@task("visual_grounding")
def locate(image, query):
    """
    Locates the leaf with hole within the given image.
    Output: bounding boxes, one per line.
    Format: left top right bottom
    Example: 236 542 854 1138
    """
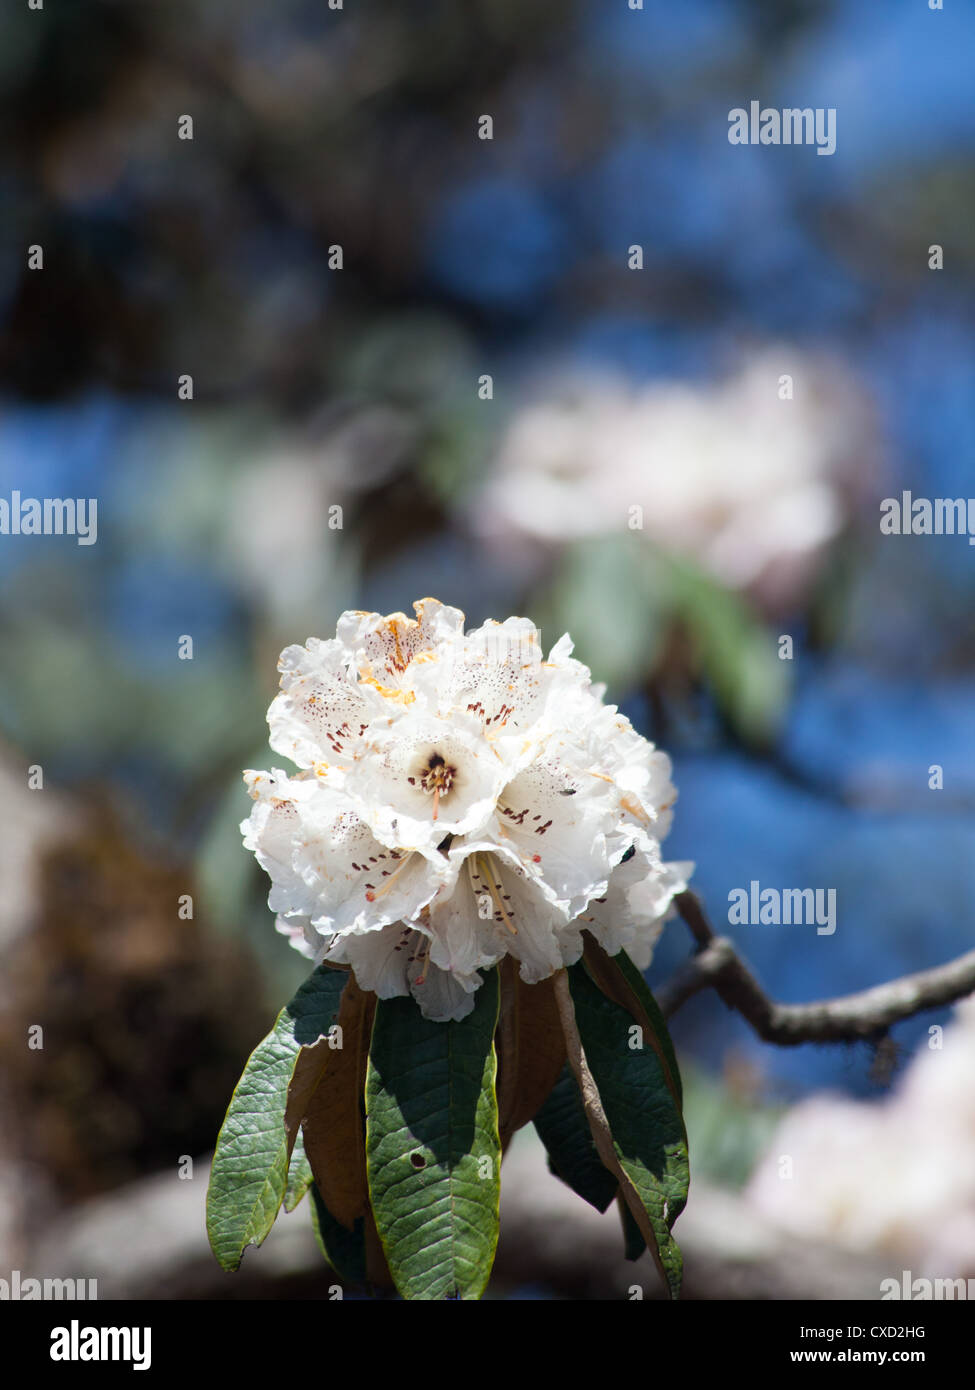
365 969 501 1300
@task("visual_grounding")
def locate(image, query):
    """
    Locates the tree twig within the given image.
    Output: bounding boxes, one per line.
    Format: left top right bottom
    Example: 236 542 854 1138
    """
657 891 975 1045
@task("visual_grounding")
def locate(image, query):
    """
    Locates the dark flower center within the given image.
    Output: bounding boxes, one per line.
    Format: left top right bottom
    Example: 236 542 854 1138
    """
419 752 456 797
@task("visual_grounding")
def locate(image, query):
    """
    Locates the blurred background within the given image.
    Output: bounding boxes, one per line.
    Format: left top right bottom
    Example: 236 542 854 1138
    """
1 0 974 1298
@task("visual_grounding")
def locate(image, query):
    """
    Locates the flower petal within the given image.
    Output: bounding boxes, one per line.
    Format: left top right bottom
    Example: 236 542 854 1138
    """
267 638 386 772
578 840 692 969
490 744 620 917
337 597 466 689
437 843 569 984
242 770 445 936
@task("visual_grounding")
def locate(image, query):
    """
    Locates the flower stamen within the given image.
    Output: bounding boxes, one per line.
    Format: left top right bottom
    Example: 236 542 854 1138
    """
364 851 413 902
478 852 518 936
419 752 456 822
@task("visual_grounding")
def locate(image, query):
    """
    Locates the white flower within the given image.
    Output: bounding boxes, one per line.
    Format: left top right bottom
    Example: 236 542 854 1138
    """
242 599 693 1020
471 349 879 614
745 996 975 1275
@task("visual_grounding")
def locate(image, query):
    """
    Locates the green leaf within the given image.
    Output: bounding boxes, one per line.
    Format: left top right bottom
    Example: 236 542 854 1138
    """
365 970 501 1300
532 1064 618 1214
309 1183 368 1286
614 950 683 1105
206 965 348 1271
284 1134 314 1213
535 535 665 694
665 555 789 746
566 960 689 1299
582 937 683 1109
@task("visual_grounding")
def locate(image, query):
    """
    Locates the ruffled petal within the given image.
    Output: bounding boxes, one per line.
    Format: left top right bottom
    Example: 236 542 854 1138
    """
325 921 482 1022
242 769 446 936
336 597 466 689
438 843 569 984
408 960 481 1022
415 616 550 735
267 638 387 772
326 923 412 998
487 739 621 916
578 839 692 969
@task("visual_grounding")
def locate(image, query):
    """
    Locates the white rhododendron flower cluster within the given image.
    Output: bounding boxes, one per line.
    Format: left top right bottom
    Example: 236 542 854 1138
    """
242 599 692 1021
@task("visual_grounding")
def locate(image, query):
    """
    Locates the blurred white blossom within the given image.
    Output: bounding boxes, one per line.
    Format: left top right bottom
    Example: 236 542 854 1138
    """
745 997 975 1276
472 349 879 613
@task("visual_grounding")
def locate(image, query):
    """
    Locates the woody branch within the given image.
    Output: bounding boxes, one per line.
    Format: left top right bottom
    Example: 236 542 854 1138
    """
657 891 975 1045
